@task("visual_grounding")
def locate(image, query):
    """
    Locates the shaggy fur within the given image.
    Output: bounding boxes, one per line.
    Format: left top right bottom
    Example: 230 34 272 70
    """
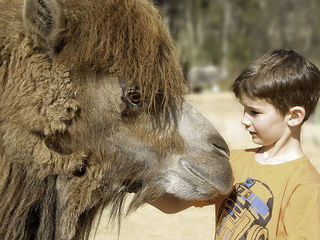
0 0 186 239
0 0 232 240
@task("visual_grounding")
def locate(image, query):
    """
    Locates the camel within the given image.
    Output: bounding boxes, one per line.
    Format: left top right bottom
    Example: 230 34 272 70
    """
0 0 233 239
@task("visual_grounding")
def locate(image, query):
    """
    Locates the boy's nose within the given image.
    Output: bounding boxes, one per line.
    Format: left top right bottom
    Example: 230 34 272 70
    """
241 115 251 127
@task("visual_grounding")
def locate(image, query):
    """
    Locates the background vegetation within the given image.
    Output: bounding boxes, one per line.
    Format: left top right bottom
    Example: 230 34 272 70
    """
155 0 320 121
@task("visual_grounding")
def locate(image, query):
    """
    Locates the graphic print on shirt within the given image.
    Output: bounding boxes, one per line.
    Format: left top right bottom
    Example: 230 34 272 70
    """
216 178 274 240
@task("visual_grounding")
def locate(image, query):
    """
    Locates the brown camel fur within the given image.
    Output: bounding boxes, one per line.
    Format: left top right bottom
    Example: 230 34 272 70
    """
0 0 233 239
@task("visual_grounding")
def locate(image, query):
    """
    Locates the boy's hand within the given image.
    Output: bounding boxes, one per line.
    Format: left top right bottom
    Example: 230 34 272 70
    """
189 199 215 207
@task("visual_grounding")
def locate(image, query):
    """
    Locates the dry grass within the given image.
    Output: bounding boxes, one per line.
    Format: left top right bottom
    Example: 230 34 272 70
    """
91 92 320 240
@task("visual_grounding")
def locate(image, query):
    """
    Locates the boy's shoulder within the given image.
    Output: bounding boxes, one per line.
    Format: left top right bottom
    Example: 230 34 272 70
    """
291 157 320 184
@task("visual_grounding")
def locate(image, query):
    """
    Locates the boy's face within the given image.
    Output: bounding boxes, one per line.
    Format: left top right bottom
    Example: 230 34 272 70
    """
239 94 289 146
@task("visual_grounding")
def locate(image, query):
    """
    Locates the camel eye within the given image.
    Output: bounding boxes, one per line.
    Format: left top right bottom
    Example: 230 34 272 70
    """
127 88 142 105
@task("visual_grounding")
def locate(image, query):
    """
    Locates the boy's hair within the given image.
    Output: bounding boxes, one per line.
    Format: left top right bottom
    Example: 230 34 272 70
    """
232 49 320 121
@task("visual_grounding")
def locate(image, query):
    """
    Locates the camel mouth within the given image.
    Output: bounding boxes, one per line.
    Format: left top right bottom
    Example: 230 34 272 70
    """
180 159 228 196
181 160 210 184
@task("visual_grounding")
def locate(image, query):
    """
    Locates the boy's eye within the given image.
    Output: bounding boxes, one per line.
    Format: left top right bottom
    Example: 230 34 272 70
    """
250 110 260 115
244 108 260 116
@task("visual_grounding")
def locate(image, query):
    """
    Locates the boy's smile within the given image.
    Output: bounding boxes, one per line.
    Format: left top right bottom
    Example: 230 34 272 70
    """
239 94 289 147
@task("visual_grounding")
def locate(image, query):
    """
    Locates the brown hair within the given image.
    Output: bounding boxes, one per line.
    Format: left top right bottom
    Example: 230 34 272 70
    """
58 0 186 115
232 49 320 121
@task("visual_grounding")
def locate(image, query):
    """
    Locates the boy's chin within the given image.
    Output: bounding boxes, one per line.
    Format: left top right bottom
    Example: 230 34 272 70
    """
251 137 264 146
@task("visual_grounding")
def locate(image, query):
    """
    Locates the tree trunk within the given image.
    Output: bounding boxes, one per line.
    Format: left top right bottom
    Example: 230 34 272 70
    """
220 0 231 77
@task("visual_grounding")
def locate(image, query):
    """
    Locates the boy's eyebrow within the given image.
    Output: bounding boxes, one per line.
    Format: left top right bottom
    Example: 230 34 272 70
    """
240 103 261 111
239 98 261 109
246 106 259 110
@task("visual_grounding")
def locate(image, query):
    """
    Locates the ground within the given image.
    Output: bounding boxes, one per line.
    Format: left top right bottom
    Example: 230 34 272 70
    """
91 92 320 240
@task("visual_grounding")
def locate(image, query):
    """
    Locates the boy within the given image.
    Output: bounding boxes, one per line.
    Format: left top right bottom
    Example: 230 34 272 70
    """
150 49 320 239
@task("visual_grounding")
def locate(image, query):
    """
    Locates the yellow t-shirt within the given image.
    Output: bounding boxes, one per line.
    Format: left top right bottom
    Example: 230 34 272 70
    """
214 149 320 240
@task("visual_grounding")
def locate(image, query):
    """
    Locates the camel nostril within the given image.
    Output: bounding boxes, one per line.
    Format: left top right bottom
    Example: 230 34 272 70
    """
213 143 230 158
211 139 230 158
207 134 230 158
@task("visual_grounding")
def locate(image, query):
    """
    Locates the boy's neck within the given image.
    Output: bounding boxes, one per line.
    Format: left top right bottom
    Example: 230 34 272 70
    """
255 128 305 164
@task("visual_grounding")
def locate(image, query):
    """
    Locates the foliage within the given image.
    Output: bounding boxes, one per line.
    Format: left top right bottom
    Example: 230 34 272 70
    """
155 0 320 80
155 0 320 123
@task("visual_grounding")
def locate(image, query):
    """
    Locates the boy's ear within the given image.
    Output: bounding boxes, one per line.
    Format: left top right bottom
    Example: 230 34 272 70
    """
287 106 306 127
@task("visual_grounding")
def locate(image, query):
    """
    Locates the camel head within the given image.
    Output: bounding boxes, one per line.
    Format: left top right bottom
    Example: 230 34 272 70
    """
0 0 232 239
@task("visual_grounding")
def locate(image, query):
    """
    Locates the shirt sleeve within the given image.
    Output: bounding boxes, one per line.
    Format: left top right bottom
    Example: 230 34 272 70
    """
282 183 320 239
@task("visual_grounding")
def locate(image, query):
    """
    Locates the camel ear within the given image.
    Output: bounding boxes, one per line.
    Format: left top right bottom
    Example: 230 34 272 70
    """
23 0 65 54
